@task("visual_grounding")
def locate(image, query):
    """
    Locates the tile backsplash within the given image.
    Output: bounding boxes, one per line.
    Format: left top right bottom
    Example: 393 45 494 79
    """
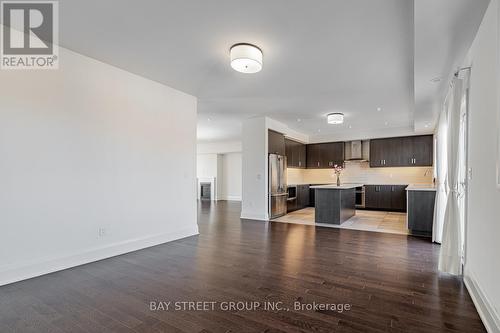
287 161 434 185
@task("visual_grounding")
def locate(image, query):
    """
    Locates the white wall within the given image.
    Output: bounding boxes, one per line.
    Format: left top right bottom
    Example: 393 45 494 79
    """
461 0 500 330
241 117 268 220
197 141 242 154
0 47 198 286
197 154 219 178
196 152 241 201
220 153 242 201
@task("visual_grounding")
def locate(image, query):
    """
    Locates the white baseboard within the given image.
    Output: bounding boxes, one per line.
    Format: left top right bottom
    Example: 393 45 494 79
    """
240 211 269 221
217 195 242 201
464 269 500 333
0 226 199 287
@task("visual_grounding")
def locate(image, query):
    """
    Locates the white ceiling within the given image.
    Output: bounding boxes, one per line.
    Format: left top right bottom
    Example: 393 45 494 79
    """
57 0 489 143
414 0 489 131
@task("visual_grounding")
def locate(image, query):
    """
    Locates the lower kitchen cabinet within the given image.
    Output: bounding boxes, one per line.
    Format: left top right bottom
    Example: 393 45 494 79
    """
287 185 310 213
297 185 310 208
365 185 407 212
287 197 297 213
390 185 407 211
407 190 436 237
309 187 316 207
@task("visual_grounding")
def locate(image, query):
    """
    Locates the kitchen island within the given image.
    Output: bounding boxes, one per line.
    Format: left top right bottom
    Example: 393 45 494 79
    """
310 184 363 225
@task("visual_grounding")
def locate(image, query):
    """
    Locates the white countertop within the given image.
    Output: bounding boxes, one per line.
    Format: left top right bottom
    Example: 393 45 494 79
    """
406 184 436 191
289 182 411 186
310 184 364 189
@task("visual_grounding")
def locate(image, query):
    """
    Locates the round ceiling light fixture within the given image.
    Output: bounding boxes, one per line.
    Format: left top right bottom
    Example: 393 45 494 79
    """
230 43 263 74
327 113 344 125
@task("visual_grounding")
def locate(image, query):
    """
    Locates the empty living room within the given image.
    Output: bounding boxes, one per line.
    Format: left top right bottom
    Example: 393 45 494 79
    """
1 0 499 332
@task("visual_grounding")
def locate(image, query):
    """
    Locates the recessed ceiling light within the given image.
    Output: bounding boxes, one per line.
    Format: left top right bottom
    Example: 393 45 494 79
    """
318 129 321 132
430 77 442 83
377 107 382 112
424 123 429 128
327 113 344 125
384 121 389 126
230 43 263 74
348 125 352 129
297 118 302 122
207 118 212 122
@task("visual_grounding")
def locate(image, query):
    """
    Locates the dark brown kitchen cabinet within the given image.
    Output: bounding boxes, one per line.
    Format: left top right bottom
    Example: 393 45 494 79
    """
369 140 384 167
411 135 433 166
309 187 316 207
306 144 321 168
407 190 436 236
285 138 306 168
322 142 344 167
370 138 404 167
390 185 407 211
365 185 407 212
297 185 310 208
287 184 310 213
268 130 285 156
297 143 307 168
369 135 433 167
365 185 391 210
306 142 344 169
285 139 294 166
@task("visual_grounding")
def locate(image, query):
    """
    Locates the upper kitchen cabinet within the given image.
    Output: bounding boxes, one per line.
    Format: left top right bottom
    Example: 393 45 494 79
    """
369 135 433 167
322 142 345 167
268 129 285 156
306 142 344 169
285 138 306 168
306 143 321 168
410 135 434 166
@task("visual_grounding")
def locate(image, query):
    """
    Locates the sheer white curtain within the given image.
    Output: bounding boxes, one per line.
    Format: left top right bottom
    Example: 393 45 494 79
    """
432 105 448 243
438 76 468 275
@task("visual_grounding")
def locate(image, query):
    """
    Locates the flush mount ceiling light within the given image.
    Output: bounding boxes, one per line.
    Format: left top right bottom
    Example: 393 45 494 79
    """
327 113 344 125
230 43 263 74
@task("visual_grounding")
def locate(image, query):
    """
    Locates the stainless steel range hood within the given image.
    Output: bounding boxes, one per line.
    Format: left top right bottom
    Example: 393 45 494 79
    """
344 140 370 162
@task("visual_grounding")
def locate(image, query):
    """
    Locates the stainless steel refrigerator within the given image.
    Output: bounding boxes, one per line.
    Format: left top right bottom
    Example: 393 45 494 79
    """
269 154 288 219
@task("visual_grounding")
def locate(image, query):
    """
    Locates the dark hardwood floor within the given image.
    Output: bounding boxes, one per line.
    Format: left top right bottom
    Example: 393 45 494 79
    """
0 201 485 332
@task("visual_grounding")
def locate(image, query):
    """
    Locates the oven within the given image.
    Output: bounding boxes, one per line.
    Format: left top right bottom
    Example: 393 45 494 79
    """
287 185 297 201
355 186 365 208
